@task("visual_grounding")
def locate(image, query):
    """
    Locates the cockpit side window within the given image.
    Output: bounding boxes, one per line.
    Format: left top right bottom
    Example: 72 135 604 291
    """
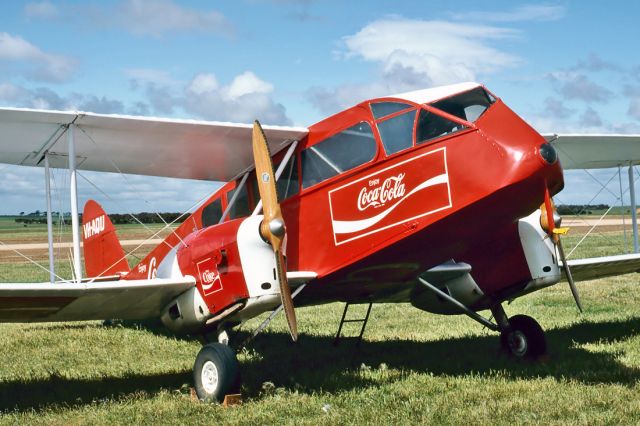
227 181 251 219
370 102 413 120
416 109 467 145
201 198 223 227
301 121 377 189
275 153 299 200
376 110 416 155
431 87 495 123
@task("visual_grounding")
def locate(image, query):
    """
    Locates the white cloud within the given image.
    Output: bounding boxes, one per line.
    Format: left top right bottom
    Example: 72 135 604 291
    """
451 4 566 23
579 107 603 127
187 73 219 95
0 83 124 113
0 164 217 215
548 72 613 103
227 72 274 99
342 19 519 79
116 0 232 37
0 83 25 102
183 72 289 124
0 33 77 82
124 70 291 124
542 97 574 119
24 1 59 20
307 17 521 114
124 68 177 88
572 54 620 73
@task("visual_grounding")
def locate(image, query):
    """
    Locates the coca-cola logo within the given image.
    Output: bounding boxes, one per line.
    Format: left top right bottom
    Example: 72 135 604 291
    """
358 174 406 211
202 270 216 283
202 269 220 287
197 257 223 295
328 147 451 246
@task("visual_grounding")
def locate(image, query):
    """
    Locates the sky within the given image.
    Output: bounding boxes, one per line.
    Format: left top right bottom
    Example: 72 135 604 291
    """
0 0 639 215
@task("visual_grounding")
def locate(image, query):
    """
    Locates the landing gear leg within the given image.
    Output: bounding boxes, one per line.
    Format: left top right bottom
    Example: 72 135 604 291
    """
193 343 241 403
492 305 546 358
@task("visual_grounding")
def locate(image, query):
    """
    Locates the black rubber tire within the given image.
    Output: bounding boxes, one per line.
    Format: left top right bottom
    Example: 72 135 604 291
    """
500 314 547 359
193 343 240 403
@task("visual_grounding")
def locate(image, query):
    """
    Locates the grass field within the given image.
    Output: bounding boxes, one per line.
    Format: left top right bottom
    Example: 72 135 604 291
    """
0 218 639 424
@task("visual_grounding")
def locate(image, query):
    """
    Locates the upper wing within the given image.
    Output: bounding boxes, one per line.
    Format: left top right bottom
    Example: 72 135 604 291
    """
0 277 195 322
561 253 640 282
0 107 308 181
544 134 640 170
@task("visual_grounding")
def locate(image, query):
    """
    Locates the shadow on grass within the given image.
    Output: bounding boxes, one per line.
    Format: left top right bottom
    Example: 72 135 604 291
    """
237 317 640 395
0 371 191 412
2 317 640 411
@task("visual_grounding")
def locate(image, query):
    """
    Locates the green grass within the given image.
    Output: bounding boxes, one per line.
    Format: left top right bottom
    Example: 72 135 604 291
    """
1 277 640 424
1 220 640 423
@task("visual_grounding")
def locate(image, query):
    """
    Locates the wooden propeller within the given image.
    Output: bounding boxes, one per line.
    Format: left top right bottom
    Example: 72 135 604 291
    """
541 190 583 313
252 120 298 341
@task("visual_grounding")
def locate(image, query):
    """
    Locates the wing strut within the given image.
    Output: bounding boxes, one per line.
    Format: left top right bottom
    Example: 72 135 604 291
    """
68 124 82 282
251 139 298 216
629 162 639 253
44 152 55 283
238 283 307 349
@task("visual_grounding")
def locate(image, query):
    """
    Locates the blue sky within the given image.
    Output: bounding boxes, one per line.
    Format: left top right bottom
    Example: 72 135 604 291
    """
1 0 639 215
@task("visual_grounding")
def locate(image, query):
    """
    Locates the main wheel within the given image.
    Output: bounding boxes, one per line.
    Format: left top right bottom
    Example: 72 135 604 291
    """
193 343 240 403
500 314 547 358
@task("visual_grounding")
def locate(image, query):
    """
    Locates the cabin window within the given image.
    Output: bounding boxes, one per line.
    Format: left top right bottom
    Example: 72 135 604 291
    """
201 198 223 227
431 87 495 123
227 181 251 219
376 110 416 155
370 102 413 120
275 153 299 200
416 109 467 144
301 121 376 188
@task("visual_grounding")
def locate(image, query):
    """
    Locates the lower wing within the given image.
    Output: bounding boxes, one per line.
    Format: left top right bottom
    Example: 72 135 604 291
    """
0 277 195 322
562 253 640 282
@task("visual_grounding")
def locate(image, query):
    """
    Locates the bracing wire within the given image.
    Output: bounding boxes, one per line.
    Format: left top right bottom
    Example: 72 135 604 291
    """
78 127 170 226
88 187 220 282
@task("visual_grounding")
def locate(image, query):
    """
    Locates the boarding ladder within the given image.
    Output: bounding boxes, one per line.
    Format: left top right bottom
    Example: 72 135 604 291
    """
333 302 373 347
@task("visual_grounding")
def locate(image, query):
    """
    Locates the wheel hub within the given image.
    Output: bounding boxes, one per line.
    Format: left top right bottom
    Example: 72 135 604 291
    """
201 360 219 394
508 330 528 357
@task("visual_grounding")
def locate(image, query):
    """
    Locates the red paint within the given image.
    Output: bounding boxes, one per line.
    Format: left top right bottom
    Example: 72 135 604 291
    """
104 83 564 320
82 200 130 278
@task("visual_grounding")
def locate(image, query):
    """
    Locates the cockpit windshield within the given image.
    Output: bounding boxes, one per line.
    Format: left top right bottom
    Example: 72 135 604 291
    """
430 87 495 123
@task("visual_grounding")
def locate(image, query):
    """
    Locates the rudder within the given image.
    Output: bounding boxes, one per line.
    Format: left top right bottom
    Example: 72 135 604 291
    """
82 200 130 278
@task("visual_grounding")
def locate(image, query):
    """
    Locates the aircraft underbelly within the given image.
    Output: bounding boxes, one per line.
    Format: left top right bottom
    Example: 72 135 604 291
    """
295 173 552 307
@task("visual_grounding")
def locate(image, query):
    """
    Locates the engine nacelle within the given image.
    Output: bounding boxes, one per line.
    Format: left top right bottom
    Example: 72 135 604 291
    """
161 285 211 334
518 210 562 294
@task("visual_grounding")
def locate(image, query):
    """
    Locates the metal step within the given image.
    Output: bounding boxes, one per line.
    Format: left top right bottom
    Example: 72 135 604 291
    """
333 302 373 347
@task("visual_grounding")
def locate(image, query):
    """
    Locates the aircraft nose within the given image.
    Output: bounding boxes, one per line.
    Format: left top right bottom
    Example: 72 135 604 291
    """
538 142 557 165
537 141 564 195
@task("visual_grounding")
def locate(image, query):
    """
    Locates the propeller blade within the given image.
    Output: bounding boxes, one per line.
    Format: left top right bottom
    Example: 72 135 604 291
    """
275 250 298 341
556 236 583 313
542 188 582 312
252 120 298 340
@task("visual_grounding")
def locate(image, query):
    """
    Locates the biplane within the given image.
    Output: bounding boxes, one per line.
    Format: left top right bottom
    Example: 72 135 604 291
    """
0 81 639 403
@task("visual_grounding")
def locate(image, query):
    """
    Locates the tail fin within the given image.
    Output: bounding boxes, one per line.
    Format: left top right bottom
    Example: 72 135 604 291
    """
82 200 130 278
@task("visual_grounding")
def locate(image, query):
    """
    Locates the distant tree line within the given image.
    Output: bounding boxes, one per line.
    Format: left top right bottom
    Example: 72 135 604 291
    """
556 204 610 215
14 217 49 224
15 212 183 225
108 212 183 224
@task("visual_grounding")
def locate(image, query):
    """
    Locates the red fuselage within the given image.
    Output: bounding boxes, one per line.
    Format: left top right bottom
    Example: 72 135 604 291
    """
125 85 563 319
